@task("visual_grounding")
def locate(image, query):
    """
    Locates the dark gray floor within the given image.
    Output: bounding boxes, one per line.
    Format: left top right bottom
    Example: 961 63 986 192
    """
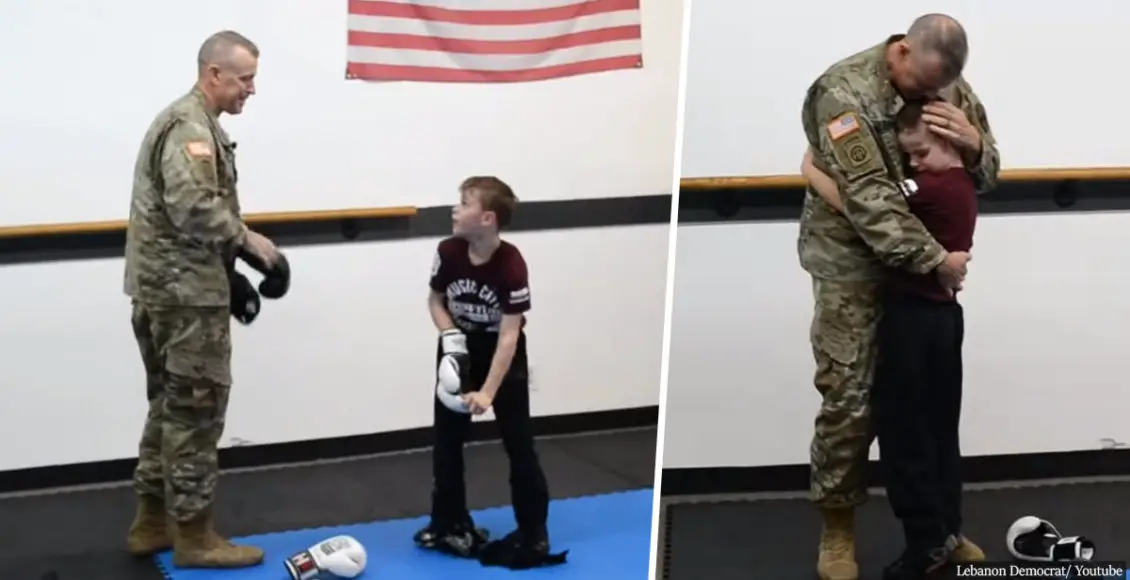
0 427 657 580
662 479 1130 580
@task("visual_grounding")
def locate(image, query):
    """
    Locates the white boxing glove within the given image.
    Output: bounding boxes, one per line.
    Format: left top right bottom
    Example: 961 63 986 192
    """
436 329 470 413
436 379 469 413
284 535 367 579
1006 515 1095 562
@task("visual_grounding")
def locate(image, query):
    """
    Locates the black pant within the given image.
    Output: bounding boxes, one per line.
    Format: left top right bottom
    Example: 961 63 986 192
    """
430 331 550 535
872 292 965 553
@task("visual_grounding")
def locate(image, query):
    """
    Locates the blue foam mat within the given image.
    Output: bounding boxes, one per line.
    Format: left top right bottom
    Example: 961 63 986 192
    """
156 488 654 580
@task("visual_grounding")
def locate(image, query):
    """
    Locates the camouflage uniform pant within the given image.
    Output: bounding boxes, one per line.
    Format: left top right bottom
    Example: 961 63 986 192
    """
130 301 233 522
809 278 881 509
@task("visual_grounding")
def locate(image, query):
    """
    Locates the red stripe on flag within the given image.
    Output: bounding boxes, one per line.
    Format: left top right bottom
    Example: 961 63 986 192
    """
348 25 641 55
348 0 639 26
346 54 641 83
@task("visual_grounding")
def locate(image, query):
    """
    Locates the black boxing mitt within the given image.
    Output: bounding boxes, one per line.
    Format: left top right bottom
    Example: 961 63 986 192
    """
237 249 290 299
230 270 261 325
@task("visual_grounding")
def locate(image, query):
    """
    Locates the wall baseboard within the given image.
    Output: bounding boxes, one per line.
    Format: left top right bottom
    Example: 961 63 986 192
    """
0 405 658 494
660 448 1130 496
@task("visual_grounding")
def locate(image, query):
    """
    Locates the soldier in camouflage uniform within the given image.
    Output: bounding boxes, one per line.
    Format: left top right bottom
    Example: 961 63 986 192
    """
123 30 280 569
798 14 1000 580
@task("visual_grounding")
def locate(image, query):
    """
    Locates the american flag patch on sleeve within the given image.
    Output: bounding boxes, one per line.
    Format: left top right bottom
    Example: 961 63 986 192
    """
827 114 860 141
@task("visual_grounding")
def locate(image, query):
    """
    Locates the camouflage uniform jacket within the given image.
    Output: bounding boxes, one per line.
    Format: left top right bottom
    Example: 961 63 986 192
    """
124 88 247 307
798 35 1001 282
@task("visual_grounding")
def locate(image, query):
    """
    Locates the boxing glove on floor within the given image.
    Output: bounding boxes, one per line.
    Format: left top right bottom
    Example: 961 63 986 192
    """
238 248 290 299
436 329 471 413
229 271 261 325
1006 515 1096 562
283 535 367 579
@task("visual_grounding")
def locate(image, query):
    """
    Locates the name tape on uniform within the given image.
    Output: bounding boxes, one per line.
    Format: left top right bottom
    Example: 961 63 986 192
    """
955 561 1126 579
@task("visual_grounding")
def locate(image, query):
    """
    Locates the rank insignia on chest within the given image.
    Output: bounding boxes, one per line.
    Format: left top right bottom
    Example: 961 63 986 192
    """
898 178 919 198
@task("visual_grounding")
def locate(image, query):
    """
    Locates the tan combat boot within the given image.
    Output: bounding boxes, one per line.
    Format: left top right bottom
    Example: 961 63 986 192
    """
126 494 173 556
171 509 265 568
952 535 985 562
816 508 859 580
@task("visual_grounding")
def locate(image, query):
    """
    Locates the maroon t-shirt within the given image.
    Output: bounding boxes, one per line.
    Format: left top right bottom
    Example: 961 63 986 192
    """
429 237 530 333
885 168 978 303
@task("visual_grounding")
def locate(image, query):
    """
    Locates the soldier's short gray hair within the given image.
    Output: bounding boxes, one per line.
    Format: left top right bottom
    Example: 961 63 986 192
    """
907 14 968 83
197 30 259 72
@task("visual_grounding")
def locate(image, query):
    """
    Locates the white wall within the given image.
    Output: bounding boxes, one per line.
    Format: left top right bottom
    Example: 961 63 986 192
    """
0 224 668 471
0 0 683 225
662 214 1130 469
679 0 1130 178
0 0 684 471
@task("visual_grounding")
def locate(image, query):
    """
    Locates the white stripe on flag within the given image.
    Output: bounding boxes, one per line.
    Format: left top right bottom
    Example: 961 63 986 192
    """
371 0 598 9
347 38 641 70
347 10 641 43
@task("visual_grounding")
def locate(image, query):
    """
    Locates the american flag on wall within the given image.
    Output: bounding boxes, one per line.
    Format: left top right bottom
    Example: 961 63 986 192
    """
346 0 643 83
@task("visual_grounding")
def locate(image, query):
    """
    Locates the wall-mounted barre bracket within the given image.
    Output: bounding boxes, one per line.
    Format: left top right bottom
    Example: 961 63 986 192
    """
1053 180 1079 209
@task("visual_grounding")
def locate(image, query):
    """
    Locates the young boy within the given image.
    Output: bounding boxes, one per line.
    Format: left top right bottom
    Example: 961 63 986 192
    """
802 101 979 579
415 176 555 567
